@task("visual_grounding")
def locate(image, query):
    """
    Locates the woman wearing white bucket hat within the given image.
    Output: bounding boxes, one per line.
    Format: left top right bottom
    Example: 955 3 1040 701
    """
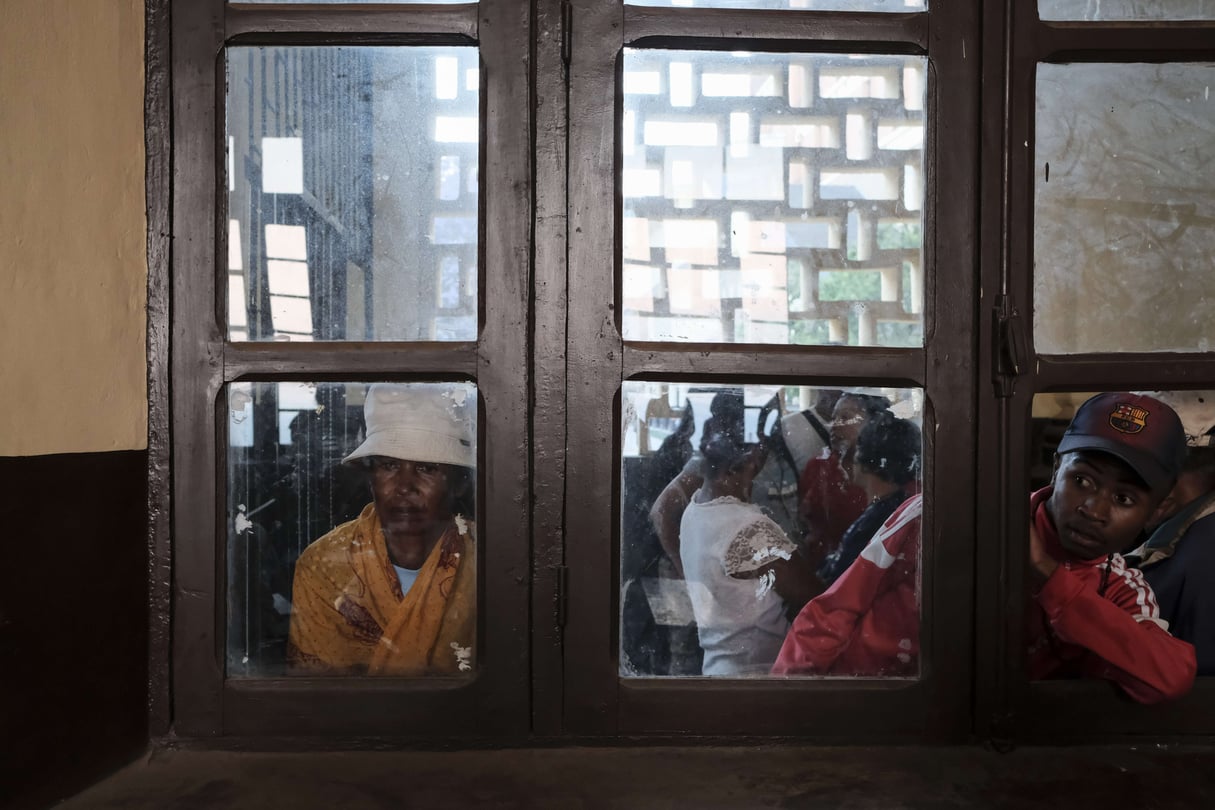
288 383 477 676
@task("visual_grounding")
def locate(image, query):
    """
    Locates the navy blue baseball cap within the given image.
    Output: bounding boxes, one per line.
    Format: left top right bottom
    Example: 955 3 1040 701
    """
1056 392 1187 496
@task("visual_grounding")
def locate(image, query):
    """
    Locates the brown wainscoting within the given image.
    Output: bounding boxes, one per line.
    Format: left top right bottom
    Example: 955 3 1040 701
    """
0 450 148 809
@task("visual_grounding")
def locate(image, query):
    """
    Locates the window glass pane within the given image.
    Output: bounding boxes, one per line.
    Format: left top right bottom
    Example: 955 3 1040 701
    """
621 382 923 678
227 46 479 342
621 51 926 346
1034 63 1215 354
627 0 925 9
226 381 478 678
1027 390 1215 692
234 0 471 4
1039 0 1215 20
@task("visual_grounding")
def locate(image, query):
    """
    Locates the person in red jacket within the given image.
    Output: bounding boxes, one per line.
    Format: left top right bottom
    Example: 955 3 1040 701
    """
774 392 1196 701
772 492 921 677
1027 392 1195 704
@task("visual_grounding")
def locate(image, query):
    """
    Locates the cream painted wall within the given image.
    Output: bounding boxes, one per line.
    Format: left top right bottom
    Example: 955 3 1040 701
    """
0 0 147 456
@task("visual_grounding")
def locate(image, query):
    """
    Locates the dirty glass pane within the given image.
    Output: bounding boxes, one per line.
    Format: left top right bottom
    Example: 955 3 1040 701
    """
621 51 926 346
1034 63 1215 354
226 381 478 678
1039 0 1215 20
627 0 925 9
620 381 924 678
1027 390 1215 683
235 1 470 4
226 46 479 342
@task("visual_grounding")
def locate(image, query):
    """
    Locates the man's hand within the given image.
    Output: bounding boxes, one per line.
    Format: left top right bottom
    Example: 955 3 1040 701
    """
1028 522 1058 586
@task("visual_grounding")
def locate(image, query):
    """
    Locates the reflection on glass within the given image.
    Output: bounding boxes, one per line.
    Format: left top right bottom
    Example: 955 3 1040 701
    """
627 0 925 9
226 47 479 342
1027 390 1212 697
227 381 478 677
620 382 923 678
621 51 926 346
1039 0 1215 20
1034 63 1215 354
235 0 471 3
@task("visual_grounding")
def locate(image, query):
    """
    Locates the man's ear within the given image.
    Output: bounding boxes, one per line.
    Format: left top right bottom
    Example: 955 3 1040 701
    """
1049 453 1061 484
1147 497 1173 530
1147 483 1180 529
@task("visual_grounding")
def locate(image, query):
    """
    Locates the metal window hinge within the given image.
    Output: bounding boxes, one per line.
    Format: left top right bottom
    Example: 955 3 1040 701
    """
993 294 1027 398
556 564 569 628
560 1 572 67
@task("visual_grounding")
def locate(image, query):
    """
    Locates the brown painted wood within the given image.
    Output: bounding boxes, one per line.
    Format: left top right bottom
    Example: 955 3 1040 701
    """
470 0 534 739
617 680 940 739
1038 22 1215 60
1034 357 1215 391
563 0 626 735
562 0 978 740
154 0 1215 747
223 679 484 737
226 4 478 39
1021 679 1215 742
146 0 173 740
624 7 929 51
530 0 570 738
171 0 227 737
623 345 925 387
918 0 981 740
983 0 1215 743
972 0 1016 744
171 0 533 739
224 343 478 381
978 0 1041 745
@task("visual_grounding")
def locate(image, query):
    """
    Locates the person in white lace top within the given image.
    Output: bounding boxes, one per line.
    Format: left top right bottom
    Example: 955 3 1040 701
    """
679 391 819 676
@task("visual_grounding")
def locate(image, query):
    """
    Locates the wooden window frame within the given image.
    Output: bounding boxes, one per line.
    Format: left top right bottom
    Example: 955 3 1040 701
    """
159 0 535 739
974 4 1215 744
148 0 1215 745
556 0 979 741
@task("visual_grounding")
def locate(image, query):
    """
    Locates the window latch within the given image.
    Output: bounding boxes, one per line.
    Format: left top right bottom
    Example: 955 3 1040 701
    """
993 294 1027 398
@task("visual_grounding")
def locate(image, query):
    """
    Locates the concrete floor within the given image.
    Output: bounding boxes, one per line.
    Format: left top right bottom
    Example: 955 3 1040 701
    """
54 744 1215 809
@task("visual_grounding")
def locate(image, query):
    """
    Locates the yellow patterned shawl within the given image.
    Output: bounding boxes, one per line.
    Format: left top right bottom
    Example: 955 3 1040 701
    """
287 503 476 676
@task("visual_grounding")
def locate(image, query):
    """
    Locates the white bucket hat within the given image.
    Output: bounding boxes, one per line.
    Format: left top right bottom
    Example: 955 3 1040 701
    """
343 383 476 468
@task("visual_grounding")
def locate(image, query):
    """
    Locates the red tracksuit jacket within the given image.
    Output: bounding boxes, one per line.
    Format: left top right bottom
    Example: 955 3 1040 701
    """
1028 486 1196 704
772 494 921 677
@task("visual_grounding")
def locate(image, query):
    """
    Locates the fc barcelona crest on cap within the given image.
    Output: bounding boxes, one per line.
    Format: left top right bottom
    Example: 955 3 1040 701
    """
1056 392 1187 496
1109 402 1149 435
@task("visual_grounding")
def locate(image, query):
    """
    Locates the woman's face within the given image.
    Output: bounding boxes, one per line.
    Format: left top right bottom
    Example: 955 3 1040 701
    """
830 397 870 468
368 456 454 547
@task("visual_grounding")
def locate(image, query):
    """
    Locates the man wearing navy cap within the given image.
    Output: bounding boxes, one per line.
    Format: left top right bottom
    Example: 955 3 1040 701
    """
1028 392 1197 703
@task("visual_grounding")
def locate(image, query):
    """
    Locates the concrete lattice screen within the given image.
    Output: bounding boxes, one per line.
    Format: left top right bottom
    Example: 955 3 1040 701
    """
620 51 926 347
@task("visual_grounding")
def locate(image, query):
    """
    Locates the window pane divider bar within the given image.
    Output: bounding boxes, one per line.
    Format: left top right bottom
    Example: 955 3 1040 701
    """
1032 355 1215 390
1036 22 1215 60
623 7 928 51
225 3 478 39
221 343 479 381
621 344 925 387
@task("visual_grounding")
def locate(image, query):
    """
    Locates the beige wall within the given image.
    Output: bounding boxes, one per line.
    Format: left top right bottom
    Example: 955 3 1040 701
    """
0 0 146 456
